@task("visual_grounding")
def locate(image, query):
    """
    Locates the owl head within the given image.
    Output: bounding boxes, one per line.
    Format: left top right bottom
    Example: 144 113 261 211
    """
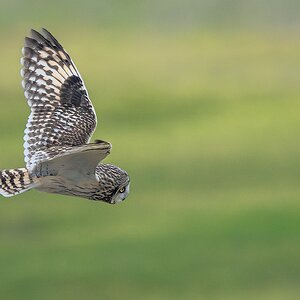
93 163 130 204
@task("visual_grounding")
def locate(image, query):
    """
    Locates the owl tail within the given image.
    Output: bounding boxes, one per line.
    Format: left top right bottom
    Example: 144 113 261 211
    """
0 168 36 197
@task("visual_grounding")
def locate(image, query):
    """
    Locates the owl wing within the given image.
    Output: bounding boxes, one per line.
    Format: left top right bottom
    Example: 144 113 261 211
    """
32 141 112 178
21 28 98 171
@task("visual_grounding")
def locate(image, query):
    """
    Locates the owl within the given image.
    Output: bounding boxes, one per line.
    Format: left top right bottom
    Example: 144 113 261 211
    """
0 28 130 204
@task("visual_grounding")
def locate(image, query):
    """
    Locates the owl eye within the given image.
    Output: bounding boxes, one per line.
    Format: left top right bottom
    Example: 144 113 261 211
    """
119 187 125 193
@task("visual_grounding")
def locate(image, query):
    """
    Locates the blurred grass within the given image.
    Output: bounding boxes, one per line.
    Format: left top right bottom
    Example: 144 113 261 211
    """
0 2 300 299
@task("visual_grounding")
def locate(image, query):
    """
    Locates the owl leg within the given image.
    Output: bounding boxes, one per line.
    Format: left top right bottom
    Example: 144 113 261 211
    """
0 168 37 197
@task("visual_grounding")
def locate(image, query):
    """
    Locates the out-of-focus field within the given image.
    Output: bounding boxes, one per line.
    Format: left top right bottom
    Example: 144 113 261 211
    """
0 1 300 299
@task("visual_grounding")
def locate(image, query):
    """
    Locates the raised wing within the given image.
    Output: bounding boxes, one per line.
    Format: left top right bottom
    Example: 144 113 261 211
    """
21 28 97 171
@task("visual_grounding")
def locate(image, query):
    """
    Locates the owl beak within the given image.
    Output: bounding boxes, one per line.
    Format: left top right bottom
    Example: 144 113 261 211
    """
110 193 127 204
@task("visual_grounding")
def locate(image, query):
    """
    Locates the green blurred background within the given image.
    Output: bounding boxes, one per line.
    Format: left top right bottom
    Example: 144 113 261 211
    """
0 1 300 299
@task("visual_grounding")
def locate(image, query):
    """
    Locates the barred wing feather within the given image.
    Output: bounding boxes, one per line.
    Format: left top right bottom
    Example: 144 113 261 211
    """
21 28 97 171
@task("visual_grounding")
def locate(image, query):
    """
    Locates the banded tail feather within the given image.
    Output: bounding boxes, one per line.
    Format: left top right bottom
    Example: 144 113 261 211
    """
0 168 36 197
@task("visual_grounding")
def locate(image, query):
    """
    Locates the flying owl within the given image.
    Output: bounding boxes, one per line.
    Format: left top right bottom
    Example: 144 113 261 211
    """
0 28 130 204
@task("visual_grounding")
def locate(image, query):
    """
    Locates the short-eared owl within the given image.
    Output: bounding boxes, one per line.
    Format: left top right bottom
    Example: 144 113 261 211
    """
0 29 130 204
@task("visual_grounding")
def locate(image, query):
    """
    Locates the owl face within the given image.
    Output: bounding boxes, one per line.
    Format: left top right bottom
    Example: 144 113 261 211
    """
93 180 130 204
110 182 130 204
93 163 130 204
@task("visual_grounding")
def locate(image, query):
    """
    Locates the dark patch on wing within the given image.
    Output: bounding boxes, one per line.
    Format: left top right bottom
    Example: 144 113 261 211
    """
60 75 89 107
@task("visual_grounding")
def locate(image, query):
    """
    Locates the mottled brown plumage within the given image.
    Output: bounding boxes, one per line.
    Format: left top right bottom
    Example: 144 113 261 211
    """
0 28 130 204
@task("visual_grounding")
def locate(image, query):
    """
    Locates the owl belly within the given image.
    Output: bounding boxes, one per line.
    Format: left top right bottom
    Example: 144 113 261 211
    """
35 170 98 199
